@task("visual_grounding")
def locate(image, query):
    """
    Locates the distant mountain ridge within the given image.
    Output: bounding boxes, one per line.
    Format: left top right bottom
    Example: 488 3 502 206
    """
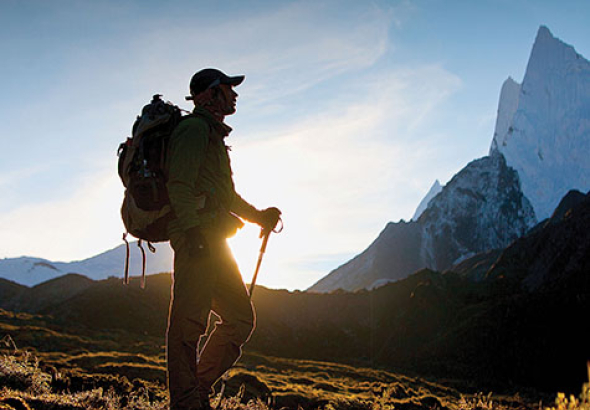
0 241 173 286
309 26 590 293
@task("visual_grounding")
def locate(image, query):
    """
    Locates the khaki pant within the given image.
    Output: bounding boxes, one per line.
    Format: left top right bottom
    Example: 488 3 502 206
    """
167 230 255 410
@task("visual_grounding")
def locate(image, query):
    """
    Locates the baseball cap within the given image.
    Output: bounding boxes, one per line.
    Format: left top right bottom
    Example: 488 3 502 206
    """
185 68 245 100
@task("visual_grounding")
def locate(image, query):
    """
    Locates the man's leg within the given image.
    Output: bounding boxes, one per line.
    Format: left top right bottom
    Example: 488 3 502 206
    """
167 234 215 410
196 240 255 390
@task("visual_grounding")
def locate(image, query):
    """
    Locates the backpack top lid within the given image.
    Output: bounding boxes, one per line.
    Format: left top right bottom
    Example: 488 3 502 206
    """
132 94 180 140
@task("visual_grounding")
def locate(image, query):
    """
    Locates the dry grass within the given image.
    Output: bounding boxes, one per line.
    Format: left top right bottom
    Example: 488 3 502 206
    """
1 322 588 410
3 341 581 410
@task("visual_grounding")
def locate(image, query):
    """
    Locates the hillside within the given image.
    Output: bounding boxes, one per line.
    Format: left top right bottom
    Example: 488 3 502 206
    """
0 306 554 410
2 190 588 394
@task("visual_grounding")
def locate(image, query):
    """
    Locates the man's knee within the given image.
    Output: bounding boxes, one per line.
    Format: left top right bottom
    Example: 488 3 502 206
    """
168 312 209 345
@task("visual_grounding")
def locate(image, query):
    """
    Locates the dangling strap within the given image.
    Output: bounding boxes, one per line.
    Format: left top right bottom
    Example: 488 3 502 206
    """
123 233 130 285
147 241 156 253
138 240 146 289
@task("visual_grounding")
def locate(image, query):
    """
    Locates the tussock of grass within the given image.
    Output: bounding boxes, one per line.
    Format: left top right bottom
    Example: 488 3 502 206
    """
0 350 50 395
545 373 590 410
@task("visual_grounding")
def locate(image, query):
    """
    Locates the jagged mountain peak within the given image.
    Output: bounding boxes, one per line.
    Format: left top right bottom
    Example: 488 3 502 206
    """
490 77 520 153
535 25 554 44
490 26 590 220
412 179 443 221
309 152 536 293
504 75 519 87
420 152 535 270
527 25 585 73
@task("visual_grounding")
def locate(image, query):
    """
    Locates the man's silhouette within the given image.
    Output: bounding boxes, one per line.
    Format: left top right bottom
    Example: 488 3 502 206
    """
165 68 281 410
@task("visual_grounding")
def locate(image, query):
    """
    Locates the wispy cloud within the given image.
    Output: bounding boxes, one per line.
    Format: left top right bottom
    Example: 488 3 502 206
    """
121 1 396 108
228 63 462 288
0 169 123 261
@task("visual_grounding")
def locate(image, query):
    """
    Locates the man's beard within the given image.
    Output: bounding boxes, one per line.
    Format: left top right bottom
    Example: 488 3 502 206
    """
222 103 236 115
193 89 236 120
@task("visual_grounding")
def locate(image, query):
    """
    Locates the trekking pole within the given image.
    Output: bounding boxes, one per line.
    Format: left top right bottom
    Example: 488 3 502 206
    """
248 231 270 299
249 217 282 298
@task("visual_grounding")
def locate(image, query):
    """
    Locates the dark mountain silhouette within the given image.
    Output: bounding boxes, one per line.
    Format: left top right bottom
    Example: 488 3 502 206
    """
547 189 587 224
3 273 94 313
485 190 590 291
0 278 27 304
40 273 172 337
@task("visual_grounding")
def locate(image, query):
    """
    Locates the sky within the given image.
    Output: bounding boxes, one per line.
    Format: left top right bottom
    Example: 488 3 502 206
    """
1 0 590 291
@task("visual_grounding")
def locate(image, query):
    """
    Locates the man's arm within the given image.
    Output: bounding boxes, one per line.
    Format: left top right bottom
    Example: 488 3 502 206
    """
230 193 260 223
230 193 282 232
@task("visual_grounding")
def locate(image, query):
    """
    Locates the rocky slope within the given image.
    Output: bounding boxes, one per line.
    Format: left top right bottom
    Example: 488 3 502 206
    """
309 153 535 292
484 189 590 291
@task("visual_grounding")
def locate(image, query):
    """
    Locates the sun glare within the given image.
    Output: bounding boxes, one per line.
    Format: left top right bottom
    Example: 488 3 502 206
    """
227 223 266 286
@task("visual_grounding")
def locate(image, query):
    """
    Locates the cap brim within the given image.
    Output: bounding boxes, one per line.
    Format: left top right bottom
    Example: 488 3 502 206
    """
186 73 245 100
224 75 245 87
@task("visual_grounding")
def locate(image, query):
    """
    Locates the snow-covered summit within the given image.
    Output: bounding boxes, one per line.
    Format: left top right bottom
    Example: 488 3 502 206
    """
490 76 520 153
490 26 590 220
412 180 443 221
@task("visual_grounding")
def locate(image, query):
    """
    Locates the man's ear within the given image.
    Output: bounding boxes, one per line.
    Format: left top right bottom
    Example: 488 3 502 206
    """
210 86 221 100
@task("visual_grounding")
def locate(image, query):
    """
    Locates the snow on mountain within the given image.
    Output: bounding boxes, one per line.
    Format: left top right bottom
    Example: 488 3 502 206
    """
419 152 536 271
490 26 590 220
412 180 443 221
0 241 173 286
490 77 521 153
309 153 536 293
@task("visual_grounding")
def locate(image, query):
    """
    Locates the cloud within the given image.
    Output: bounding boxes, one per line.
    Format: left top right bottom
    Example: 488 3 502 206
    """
225 63 462 289
80 0 397 107
0 168 124 261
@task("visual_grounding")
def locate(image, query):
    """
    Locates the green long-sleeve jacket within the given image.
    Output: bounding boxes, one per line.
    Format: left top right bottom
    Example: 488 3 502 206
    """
166 107 258 238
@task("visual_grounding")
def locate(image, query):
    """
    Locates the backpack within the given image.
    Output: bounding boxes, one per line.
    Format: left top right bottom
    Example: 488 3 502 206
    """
117 94 184 287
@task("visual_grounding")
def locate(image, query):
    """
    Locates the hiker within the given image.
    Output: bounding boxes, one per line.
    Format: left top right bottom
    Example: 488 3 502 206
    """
165 68 281 410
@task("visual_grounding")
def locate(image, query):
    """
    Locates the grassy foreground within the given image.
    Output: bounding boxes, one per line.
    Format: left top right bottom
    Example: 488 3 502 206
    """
2 341 588 410
0 308 588 410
